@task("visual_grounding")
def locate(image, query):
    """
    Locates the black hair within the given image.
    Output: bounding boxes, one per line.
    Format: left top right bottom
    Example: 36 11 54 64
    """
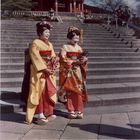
36 21 52 36
67 29 81 39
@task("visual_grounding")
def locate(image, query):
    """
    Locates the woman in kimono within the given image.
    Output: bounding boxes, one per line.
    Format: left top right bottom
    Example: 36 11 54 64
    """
26 21 59 125
59 26 88 119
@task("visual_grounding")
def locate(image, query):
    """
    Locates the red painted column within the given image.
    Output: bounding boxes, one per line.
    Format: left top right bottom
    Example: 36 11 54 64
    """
55 0 58 14
82 2 84 12
40 0 43 11
74 0 76 13
78 3 81 13
70 2 72 12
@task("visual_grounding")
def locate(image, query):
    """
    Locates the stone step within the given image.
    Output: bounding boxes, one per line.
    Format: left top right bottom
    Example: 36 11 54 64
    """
1 41 136 47
87 82 140 94
1 23 81 26
1 52 139 58
2 34 117 39
1 29 111 33
0 99 24 113
1 26 109 29
0 79 136 95
2 56 140 64
1 61 140 70
87 67 140 75
1 32 133 37
0 47 135 53
1 74 140 88
87 61 140 68
83 103 140 115
1 33 131 37
0 91 21 100
86 92 140 107
1 46 135 52
1 28 134 36
2 34 134 41
0 87 22 94
1 25 132 31
1 70 25 78
1 79 140 95
1 67 140 78
2 37 131 42
1 41 130 49
88 57 140 61
2 38 128 43
83 40 131 43
88 74 140 84
1 23 100 27
86 52 140 57
1 78 23 88
2 73 140 82
1 92 140 113
1 53 24 57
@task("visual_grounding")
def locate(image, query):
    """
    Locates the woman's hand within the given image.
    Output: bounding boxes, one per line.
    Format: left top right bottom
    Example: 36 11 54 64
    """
52 56 60 70
67 59 73 65
64 59 73 69
79 56 88 64
42 68 54 75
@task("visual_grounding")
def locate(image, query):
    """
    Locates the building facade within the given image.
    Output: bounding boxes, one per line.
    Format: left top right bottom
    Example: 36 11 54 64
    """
33 0 83 13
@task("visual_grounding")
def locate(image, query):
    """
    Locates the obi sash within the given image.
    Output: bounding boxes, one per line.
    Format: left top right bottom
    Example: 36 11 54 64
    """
39 50 52 61
67 52 81 60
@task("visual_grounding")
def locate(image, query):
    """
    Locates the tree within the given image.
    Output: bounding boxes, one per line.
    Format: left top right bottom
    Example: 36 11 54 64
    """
100 0 127 13
88 0 127 13
1 0 38 11
136 2 140 16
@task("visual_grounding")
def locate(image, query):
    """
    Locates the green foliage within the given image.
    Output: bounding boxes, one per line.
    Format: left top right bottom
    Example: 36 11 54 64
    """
1 0 38 11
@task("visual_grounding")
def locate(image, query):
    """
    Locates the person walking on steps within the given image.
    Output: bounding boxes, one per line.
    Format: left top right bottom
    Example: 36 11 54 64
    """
26 21 59 125
58 26 88 119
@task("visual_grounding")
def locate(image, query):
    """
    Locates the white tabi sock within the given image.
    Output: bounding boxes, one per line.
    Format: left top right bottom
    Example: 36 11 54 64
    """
38 113 46 119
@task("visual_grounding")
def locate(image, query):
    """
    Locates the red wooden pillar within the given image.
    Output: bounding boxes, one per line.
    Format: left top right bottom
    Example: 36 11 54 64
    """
82 2 84 12
40 0 43 11
55 0 58 14
78 3 81 12
74 0 76 13
70 2 72 12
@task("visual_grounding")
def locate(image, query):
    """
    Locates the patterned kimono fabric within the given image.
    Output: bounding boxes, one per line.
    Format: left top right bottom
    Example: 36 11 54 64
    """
26 39 57 124
59 44 88 113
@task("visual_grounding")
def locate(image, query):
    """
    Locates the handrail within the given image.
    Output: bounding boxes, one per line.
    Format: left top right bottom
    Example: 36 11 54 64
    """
2 10 50 17
12 11 49 17
110 15 140 34
105 14 140 52
128 23 140 31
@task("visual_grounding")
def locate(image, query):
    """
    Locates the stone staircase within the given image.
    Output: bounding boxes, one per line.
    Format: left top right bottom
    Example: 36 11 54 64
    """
1 17 140 113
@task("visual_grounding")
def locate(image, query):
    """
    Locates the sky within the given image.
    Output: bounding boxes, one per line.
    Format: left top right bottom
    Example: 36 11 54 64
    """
84 0 140 9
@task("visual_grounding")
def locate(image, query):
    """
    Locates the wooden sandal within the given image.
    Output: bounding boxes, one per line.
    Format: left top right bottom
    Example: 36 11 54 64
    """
68 112 77 119
76 112 83 119
36 118 48 125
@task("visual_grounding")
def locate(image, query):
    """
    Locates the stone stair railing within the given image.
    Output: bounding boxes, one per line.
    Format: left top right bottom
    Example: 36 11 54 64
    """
104 15 140 52
2 10 50 18
102 24 139 52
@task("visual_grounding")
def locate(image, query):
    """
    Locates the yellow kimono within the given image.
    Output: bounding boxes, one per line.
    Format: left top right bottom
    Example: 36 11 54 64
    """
26 39 57 123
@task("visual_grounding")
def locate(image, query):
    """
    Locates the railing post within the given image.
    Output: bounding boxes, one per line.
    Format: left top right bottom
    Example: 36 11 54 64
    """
125 17 131 35
107 15 111 26
55 0 58 15
115 16 118 30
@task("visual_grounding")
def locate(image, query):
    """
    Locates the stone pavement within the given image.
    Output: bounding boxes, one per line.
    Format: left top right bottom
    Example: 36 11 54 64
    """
0 106 140 140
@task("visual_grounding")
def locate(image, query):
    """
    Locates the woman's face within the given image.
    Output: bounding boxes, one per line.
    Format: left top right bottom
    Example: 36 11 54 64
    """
71 33 80 43
42 29 50 40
